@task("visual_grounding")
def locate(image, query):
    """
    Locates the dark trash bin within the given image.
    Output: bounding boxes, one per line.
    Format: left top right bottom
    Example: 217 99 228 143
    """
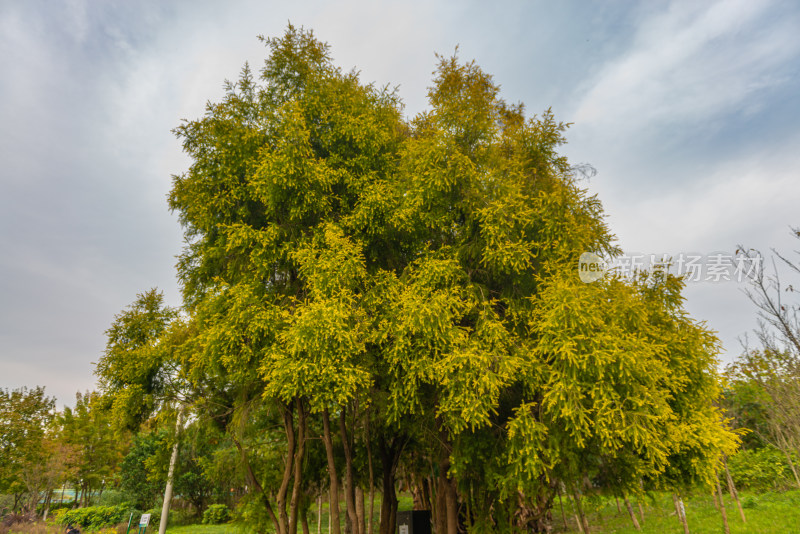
396 510 431 534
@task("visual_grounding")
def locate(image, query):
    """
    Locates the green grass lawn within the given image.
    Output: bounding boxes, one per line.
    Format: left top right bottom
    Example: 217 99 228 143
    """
555 489 800 533
163 490 800 533
166 525 236 534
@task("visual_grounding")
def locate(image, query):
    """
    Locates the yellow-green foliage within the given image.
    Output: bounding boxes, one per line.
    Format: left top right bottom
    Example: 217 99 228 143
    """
100 24 740 529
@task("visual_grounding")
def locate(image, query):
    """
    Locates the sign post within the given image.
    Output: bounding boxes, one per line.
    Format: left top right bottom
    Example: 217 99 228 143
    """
138 513 152 534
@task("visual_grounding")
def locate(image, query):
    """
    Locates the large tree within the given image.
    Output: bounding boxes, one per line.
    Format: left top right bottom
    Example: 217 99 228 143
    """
104 25 739 533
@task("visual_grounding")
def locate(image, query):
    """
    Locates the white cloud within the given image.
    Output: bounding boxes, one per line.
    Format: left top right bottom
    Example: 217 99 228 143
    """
573 0 800 131
609 139 800 253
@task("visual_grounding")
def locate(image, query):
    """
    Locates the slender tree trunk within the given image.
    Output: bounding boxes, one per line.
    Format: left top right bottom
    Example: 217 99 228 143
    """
158 439 179 534
290 399 307 534
557 488 568 530
434 420 458 534
445 477 458 534
339 408 360 534
277 402 296 534
329 491 333 534
716 473 730 534
435 473 447 534
233 436 280 532
159 411 183 534
570 485 590 534
615 496 621 514
673 493 689 534
322 408 342 534
357 487 365 534
723 456 746 523
302 506 310 534
366 411 375 534
317 495 322 534
637 479 645 524
624 496 640 530
786 448 800 488
378 436 402 534
569 499 583 533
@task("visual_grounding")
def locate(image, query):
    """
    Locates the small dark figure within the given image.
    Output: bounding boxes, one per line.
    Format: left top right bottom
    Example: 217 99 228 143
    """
65 525 80 534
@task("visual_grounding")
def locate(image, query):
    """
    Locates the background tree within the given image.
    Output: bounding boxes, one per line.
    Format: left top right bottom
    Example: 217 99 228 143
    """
0 387 57 514
730 227 800 486
60 391 126 506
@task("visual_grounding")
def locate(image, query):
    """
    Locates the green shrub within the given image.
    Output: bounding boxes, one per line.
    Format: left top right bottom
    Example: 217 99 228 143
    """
727 446 792 490
144 508 162 528
59 504 132 531
202 504 231 524
741 495 759 509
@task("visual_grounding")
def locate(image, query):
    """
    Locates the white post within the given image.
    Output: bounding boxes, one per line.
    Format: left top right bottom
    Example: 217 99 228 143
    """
158 410 182 534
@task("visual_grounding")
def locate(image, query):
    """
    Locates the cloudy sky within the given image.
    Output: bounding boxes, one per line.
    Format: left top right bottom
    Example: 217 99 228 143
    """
2 0 799 407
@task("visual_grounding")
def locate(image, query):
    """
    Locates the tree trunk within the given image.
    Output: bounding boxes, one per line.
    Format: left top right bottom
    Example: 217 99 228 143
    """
233 436 280 532
158 440 179 534
339 408 360 534
445 477 458 534
723 456 746 523
278 402 296 534
557 489 568 530
637 479 645 524
366 411 375 534
357 487 366 534
302 507 310 534
624 496 640 530
786 448 800 488
435 473 446 534
322 408 342 534
290 399 307 534
434 420 458 534
715 473 730 534
673 493 689 534
42 491 52 520
378 436 402 534
317 495 322 534
615 496 621 514
570 485 590 534
158 411 183 534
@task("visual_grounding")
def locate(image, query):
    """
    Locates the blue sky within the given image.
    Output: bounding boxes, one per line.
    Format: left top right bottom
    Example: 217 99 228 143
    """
2 0 799 406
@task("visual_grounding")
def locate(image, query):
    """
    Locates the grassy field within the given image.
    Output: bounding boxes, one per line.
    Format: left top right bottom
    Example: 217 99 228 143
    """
554 489 800 533
163 490 800 533
9 490 797 533
166 526 234 534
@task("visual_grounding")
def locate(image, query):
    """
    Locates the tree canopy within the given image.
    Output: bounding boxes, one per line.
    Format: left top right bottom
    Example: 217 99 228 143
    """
94 25 737 533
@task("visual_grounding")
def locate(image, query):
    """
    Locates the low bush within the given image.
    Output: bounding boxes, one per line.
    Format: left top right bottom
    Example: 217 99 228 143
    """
58 504 131 531
143 508 161 528
727 445 792 490
202 504 230 525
